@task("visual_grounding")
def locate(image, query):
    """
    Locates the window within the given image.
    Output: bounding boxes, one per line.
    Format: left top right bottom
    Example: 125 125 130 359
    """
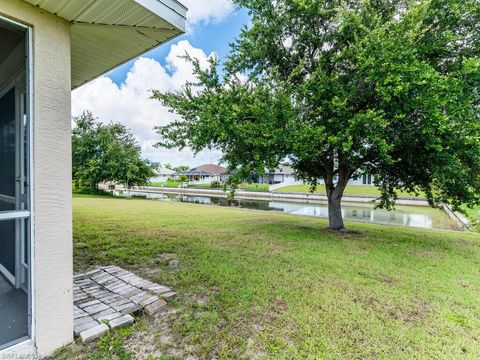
362 174 372 185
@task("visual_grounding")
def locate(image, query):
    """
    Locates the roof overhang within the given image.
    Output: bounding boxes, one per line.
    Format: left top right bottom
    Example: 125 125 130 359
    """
23 0 187 89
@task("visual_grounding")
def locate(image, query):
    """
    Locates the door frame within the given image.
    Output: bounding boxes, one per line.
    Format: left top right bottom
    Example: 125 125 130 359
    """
0 73 28 288
0 14 35 351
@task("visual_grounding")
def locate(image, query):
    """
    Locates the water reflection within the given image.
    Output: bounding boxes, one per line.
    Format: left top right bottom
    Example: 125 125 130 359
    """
114 191 450 230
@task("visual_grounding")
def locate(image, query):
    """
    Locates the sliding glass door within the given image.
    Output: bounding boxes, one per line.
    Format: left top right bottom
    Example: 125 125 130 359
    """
0 17 30 350
0 79 29 290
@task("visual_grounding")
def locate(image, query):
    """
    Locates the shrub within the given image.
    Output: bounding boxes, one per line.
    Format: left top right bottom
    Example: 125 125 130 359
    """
211 180 221 188
72 188 112 196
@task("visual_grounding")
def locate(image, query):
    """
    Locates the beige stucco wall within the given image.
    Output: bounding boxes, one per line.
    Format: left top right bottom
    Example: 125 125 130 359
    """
0 1 73 357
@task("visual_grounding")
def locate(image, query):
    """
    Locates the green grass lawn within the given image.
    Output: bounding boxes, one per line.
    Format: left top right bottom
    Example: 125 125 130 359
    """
463 206 480 218
462 205 480 231
239 183 270 192
68 195 480 359
275 184 425 199
187 183 215 189
149 180 182 188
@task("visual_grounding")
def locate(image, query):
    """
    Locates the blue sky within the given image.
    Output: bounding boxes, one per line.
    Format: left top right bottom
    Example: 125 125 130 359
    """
108 8 249 86
72 2 249 167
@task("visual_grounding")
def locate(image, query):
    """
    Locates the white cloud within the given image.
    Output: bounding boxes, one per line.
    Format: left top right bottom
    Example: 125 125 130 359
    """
72 40 222 167
179 0 235 30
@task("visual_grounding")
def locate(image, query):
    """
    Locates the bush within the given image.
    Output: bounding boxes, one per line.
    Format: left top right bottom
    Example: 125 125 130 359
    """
72 188 112 196
211 180 221 188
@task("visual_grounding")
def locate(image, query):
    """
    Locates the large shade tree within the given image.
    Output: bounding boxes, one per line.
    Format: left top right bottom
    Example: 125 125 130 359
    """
153 0 480 230
73 111 155 190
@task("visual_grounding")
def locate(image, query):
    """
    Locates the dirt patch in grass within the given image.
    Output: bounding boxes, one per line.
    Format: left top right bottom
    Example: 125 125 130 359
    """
124 310 188 359
404 299 430 324
120 283 223 359
139 289 289 359
377 274 398 286
354 292 430 325
404 248 445 260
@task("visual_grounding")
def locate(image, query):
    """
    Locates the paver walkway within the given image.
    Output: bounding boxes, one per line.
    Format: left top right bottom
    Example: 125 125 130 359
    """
73 266 176 343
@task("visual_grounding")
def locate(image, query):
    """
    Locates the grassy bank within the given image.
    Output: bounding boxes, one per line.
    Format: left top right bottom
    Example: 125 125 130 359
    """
149 180 182 188
463 205 480 231
67 195 480 359
238 183 270 192
274 184 425 199
187 183 270 192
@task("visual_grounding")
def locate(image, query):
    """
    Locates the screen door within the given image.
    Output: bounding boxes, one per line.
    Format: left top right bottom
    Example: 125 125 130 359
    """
0 17 31 349
0 80 29 291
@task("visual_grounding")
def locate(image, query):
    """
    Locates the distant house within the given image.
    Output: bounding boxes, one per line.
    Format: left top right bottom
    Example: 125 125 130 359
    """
253 165 375 188
195 164 227 180
174 164 227 184
254 165 296 185
151 167 175 183
349 172 374 186
317 172 375 186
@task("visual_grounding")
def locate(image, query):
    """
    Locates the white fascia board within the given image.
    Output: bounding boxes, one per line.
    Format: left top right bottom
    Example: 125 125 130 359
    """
135 0 187 32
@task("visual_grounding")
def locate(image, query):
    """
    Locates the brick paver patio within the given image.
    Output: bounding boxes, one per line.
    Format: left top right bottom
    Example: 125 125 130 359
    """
73 266 176 343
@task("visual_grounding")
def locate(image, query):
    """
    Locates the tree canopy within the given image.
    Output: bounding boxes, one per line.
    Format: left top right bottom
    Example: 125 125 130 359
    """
152 0 480 230
174 165 190 172
72 111 155 189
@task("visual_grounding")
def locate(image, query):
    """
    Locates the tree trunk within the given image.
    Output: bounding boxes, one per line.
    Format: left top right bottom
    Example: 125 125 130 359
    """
322 151 351 231
327 191 345 231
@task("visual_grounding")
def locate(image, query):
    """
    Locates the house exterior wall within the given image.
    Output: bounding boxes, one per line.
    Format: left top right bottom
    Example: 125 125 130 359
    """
151 175 171 183
187 176 219 185
348 177 366 186
0 1 72 357
255 173 375 187
255 174 291 185
348 174 374 186
314 174 375 186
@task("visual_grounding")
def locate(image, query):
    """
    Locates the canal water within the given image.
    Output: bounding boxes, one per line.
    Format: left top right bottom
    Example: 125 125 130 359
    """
112 190 458 231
